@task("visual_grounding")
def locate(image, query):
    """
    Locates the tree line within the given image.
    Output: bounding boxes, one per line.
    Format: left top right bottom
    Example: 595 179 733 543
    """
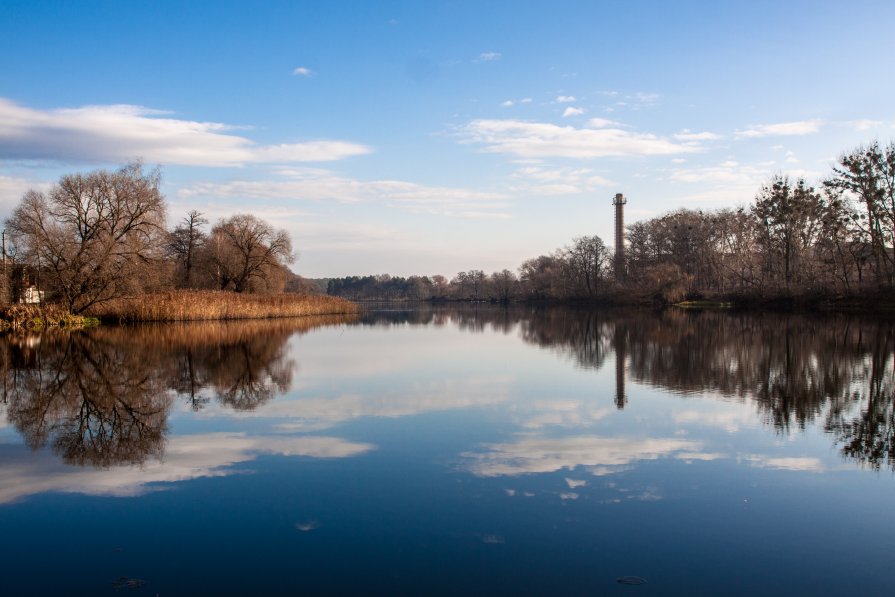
325 140 895 305
2 162 297 313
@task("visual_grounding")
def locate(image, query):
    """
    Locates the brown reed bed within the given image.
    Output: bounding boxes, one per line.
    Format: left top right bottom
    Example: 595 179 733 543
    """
0 303 97 331
87 290 360 322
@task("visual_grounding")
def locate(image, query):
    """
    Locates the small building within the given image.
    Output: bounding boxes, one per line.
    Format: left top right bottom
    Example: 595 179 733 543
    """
21 286 44 304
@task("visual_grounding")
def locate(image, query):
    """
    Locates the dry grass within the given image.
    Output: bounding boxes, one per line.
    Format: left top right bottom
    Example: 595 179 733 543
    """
0 303 97 330
87 290 360 322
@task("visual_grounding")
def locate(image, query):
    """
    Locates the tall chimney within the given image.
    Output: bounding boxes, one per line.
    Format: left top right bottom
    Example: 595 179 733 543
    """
613 193 626 281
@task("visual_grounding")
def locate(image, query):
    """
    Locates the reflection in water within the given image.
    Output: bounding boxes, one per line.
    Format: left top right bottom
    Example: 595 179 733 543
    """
3 331 171 468
614 326 627 410
0 316 356 468
359 306 895 471
619 311 894 471
0 432 374 504
536 309 895 471
462 435 704 477
2 307 893 597
1 307 893 473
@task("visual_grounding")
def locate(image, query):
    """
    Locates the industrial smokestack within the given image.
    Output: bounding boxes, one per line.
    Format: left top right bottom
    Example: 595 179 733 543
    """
613 193 626 281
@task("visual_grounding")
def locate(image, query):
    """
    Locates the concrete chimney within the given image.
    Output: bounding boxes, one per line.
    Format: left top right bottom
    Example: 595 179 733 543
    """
612 193 626 281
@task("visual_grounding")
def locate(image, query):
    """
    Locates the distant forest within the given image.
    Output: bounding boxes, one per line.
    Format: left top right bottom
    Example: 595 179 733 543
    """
324 140 895 305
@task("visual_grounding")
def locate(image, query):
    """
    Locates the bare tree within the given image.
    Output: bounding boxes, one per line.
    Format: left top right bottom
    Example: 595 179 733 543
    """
203 213 294 293
752 176 823 291
518 253 567 299
490 269 518 303
825 141 895 286
6 162 167 312
167 210 208 288
468 269 486 300
565 235 610 298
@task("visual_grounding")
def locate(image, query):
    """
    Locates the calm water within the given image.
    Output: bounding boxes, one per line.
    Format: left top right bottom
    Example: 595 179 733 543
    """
1 307 894 596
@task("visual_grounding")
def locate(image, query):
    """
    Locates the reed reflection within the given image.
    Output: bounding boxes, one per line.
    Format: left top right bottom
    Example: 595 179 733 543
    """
0 315 356 467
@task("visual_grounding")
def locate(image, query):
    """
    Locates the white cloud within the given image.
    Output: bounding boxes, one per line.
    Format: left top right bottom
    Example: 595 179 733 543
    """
848 119 883 131
501 100 514 108
562 106 585 118
0 98 371 166
674 130 721 141
632 92 660 105
520 98 533 104
670 162 768 185
290 222 422 252
180 167 510 219
511 166 612 195
292 66 314 77
556 95 576 103
0 433 374 504
0 174 52 210
476 52 502 62
462 435 700 477
462 119 703 159
587 118 621 129
735 120 824 138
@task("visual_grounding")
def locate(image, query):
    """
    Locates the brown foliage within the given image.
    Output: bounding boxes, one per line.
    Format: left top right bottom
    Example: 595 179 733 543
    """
87 290 359 322
5 162 168 312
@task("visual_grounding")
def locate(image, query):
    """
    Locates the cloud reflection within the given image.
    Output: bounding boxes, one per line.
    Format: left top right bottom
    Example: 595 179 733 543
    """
221 376 513 432
740 454 825 472
462 436 700 477
0 433 374 505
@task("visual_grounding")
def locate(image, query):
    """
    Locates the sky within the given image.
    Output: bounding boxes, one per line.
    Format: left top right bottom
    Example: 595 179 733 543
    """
1 0 893 278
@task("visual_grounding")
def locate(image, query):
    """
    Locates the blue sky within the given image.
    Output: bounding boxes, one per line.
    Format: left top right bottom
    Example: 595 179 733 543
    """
1 0 893 277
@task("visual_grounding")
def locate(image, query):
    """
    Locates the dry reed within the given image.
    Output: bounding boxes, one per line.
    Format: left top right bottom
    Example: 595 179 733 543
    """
0 303 95 330
87 290 360 322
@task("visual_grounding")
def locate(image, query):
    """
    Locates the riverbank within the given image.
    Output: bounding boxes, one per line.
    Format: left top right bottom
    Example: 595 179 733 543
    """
0 304 99 331
87 291 360 322
329 289 895 313
0 291 360 328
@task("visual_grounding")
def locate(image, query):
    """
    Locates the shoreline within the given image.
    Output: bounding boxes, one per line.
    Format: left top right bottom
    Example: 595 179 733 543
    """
331 293 895 313
1 291 360 329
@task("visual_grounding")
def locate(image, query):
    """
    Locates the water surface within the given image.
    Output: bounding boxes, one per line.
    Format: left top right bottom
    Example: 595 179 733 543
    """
1 307 893 595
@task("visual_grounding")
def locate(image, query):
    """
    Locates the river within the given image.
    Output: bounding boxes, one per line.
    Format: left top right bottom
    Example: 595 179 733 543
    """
1 306 893 595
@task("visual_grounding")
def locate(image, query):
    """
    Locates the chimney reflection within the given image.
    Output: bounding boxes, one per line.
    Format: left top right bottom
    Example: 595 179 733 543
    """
614 323 627 409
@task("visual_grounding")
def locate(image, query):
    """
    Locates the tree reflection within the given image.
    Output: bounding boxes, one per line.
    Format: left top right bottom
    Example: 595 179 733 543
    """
366 305 895 470
824 324 895 470
3 331 170 467
0 315 355 467
3 306 893 471
508 307 895 471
